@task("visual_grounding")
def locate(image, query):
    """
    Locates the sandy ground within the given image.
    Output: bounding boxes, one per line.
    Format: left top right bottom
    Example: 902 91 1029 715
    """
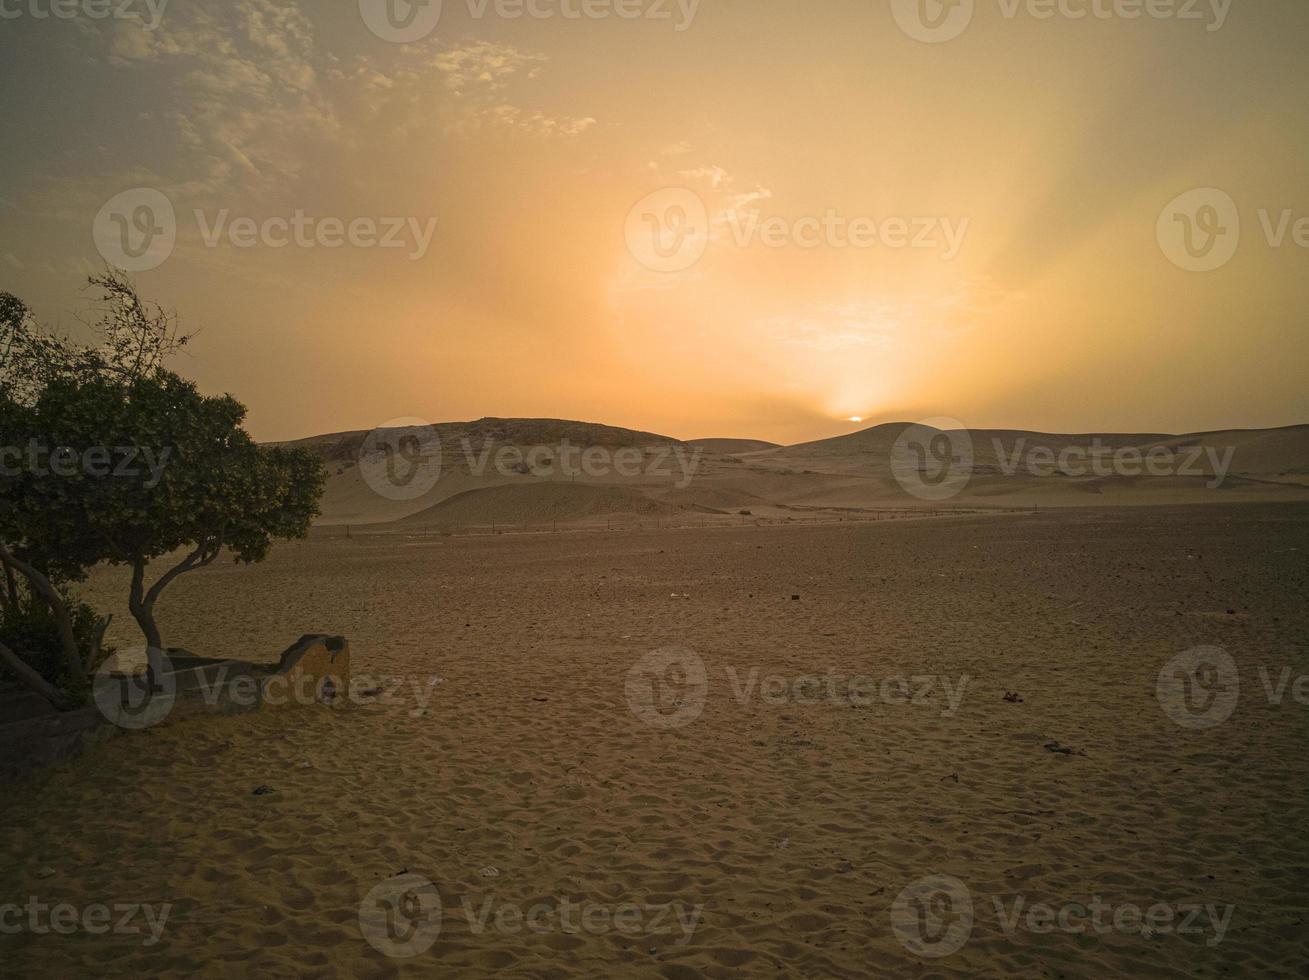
2 505 1308 977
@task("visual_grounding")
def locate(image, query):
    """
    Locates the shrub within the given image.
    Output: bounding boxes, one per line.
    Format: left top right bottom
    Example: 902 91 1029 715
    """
0 588 111 699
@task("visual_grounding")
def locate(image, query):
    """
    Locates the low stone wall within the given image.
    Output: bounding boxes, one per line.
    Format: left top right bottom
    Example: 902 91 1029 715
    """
0 635 351 782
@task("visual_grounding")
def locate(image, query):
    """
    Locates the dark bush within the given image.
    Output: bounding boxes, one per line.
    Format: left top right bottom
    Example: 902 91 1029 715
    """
0 588 110 697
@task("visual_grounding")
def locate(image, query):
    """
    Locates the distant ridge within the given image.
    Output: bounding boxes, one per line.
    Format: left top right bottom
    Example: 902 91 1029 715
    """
274 417 1309 527
685 438 781 454
276 417 684 463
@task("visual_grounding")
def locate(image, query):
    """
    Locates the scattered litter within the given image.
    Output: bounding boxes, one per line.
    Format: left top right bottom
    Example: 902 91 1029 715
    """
252 785 275 796
941 772 959 783
670 593 690 600
773 837 790 850
533 696 549 703
791 594 801 601
1043 741 1085 757
835 861 855 874
1003 692 1024 704
34 867 55 880
479 866 500 879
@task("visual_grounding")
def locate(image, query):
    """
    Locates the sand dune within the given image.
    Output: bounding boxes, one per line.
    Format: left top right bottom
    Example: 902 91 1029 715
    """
288 419 1309 527
399 483 682 527
685 438 781 455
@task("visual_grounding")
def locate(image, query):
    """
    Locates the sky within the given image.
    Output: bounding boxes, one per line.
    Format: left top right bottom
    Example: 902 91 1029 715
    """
1 0 1306 445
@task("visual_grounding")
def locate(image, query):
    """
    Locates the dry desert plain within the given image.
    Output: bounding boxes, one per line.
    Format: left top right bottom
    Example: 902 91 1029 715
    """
3 502 1308 977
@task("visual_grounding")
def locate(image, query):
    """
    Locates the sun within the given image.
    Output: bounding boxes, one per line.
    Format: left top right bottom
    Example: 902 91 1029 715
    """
847 416 864 423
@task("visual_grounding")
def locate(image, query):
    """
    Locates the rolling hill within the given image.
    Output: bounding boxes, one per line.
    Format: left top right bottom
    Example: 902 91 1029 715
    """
278 419 1309 527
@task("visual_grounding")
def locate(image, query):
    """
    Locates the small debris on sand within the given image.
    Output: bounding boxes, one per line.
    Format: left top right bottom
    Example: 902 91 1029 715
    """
1043 741 1085 757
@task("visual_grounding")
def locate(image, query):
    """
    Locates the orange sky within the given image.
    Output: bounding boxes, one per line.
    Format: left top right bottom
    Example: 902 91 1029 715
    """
3 0 1306 444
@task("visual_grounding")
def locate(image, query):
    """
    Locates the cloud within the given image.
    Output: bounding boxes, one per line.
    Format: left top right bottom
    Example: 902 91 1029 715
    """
91 5 593 199
763 303 904 352
101 0 338 194
433 40 545 94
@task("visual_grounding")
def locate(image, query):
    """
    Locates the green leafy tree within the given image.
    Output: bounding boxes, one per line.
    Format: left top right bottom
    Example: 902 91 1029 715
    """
1 272 326 706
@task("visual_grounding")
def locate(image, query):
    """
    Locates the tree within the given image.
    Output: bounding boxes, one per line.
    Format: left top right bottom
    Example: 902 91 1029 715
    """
1 292 108 707
1 272 326 705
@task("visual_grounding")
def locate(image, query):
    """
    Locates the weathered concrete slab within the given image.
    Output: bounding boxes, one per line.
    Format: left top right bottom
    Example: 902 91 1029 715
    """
0 635 352 782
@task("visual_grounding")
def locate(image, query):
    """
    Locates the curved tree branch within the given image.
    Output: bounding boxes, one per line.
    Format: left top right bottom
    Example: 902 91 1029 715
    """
0 638 75 711
0 542 85 689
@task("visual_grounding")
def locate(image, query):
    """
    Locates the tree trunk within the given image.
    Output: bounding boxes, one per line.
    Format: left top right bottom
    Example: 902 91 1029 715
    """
128 559 164 652
0 554 18 611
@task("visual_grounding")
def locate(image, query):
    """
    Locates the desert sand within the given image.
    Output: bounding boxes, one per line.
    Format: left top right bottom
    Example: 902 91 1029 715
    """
3 503 1307 977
